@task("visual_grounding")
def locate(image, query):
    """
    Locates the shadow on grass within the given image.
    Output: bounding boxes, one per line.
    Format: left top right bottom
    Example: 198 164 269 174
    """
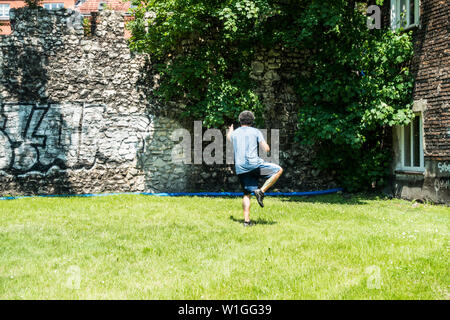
229 215 277 225
277 193 387 205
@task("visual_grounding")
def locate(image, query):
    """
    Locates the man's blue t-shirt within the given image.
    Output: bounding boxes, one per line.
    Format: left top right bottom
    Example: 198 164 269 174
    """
230 126 265 175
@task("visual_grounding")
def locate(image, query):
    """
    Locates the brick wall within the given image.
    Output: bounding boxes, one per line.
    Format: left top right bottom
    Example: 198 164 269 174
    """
382 0 449 160
410 0 449 161
381 0 450 203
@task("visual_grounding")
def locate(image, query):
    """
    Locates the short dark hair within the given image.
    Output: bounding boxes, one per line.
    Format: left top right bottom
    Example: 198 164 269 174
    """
239 110 255 126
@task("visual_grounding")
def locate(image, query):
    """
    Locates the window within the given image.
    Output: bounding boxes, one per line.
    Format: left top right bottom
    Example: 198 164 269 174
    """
125 3 138 15
43 3 64 10
391 0 420 30
398 114 424 171
0 4 10 20
98 2 107 11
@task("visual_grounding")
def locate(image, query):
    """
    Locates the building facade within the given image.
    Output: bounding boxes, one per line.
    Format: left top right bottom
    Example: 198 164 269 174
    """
382 0 449 203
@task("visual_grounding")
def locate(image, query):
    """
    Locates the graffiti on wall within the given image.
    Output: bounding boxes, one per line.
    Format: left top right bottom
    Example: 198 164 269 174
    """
437 162 450 174
0 103 104 174
434 178 450 193
0 103 152 175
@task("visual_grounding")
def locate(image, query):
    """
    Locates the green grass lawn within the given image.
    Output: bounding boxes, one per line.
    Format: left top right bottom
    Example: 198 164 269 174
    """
0 194 448 299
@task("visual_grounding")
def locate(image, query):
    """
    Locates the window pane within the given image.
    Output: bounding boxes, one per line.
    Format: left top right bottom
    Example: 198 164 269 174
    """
410 0 415 25
43 3 64 10
0 4 10 17
412 116 421 167
404 123 411 167
400 0 407 27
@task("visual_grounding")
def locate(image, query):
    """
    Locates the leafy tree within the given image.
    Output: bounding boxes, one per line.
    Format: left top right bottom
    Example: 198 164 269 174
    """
280 1 414 190
128 0 274 127
128 0 414 191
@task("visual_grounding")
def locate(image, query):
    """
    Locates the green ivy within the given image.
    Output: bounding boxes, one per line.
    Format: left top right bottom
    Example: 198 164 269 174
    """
128 0 414 191
128 0 271 127
283 1 414 191
24 0 42 8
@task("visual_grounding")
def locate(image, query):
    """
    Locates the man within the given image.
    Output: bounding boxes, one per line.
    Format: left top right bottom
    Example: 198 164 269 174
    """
227 111 283 227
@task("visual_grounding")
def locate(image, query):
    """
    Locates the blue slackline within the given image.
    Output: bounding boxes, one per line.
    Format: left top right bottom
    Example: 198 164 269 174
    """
0 188 342 201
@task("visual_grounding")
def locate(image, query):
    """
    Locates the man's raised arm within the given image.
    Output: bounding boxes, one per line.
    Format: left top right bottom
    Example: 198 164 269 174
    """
260 140 270 153
226 124 234 142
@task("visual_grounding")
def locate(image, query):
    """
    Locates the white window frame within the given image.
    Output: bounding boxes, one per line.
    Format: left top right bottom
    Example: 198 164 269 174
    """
397 113 424 172
125 4 137 16
98 2 107 11
391 0 420 30
43 3 65 10
0 4 10 20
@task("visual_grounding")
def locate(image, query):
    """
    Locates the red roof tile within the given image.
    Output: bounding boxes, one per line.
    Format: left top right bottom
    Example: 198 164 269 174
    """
76 0 131 15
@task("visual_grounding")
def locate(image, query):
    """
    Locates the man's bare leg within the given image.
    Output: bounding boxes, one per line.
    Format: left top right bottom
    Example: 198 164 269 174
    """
243 194 251 223
261 167 284 193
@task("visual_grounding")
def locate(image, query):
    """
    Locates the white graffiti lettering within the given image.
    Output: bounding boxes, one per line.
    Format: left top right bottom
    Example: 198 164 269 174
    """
434 178 450 192
437 162 450 173
0 103 152 175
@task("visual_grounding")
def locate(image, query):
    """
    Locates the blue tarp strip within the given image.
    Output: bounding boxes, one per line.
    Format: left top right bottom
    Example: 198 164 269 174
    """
0 188 342 201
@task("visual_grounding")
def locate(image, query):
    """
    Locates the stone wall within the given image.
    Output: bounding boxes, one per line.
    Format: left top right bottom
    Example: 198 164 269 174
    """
249 45 334 191
0 7 334 196
0 8 185 195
